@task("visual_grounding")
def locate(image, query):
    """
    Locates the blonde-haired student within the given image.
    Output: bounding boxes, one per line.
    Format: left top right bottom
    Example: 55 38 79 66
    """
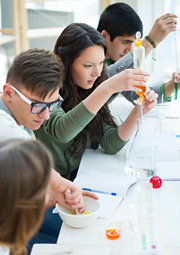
0 139 52 255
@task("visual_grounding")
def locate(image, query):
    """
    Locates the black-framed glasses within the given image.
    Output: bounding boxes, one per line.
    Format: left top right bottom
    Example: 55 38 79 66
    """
9 84 64 114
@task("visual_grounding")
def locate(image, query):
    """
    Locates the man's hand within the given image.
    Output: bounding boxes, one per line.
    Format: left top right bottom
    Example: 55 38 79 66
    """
45 169 98 214
173 72 180 84
64 188 99 214
148 13 177 45
163 72 180 98
142 13 177 57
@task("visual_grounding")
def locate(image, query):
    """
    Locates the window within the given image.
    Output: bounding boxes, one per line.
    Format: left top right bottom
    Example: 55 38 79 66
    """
164 0 180 79
26 0 100 28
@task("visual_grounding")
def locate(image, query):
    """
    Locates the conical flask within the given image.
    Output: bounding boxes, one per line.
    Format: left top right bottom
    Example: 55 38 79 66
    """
124 118 155 178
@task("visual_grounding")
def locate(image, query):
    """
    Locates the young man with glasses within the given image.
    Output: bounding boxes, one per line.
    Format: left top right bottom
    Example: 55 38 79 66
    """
0 48 98 253
0 49 64 135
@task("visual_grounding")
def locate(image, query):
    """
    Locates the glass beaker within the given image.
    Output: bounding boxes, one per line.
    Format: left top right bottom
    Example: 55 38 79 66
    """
124 118 156 178
154 104 170 133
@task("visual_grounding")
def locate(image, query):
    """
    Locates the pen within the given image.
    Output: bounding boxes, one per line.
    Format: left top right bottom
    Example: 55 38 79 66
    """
83 188 117 196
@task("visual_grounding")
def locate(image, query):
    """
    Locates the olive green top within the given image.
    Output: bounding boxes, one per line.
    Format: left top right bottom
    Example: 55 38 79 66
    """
35 102 127 179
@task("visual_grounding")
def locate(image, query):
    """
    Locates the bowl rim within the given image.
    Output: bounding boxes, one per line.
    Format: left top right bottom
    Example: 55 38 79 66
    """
56 198 101 218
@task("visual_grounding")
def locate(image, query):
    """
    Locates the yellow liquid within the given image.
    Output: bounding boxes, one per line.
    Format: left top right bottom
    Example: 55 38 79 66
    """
70 211 91 215
84 212 91 215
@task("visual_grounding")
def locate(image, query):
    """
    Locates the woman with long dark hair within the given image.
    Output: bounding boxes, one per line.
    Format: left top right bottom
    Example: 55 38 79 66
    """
35 23 157 180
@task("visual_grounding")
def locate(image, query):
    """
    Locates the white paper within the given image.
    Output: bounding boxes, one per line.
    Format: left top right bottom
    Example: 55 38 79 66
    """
126 132 178 162
148 132 178 161
93 192 123 218
119 112 179 134
74 170 137 218
158 161 180 180
74 170 137 197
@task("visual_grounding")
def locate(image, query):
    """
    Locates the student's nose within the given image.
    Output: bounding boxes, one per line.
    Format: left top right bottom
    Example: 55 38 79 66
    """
125 48 130 54
92 66 102 78
38 107 50 120
125 44 133 54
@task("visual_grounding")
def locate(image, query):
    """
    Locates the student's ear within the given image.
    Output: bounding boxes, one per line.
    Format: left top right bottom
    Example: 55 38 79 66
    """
3 84 13 102
101 30 110 40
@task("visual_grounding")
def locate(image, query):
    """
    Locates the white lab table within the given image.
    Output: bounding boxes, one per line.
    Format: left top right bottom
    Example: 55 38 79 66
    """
31 96 180 255
57 150 180 253
56 97 180 254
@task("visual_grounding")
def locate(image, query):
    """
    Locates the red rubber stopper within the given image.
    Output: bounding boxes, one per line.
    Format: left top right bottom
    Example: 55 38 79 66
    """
150 176 162 189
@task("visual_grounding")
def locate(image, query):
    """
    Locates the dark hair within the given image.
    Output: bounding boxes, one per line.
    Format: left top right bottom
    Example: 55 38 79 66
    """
54 23 117 156
97 2 143 41
0 139 52 255
6 48 64 99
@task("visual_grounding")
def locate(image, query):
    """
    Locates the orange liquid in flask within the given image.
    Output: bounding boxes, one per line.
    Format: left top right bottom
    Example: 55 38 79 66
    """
134 85 146 102
106 229 120 240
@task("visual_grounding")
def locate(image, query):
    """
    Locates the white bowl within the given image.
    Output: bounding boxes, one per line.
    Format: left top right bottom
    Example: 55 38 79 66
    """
56 196 101 228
